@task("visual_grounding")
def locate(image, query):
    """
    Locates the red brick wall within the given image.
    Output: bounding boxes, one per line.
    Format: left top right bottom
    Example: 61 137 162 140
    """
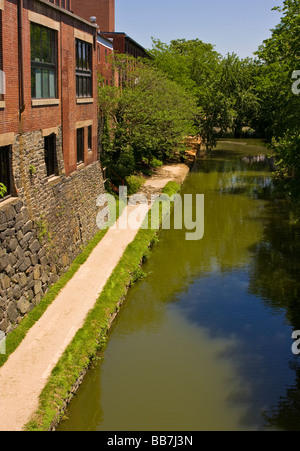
71 0 115 32
97 41 114 85
0 0 98 177
101 32 125 54
0 0 20 134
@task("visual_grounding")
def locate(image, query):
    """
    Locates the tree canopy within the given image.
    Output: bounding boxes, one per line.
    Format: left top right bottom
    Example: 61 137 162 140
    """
255 0 300 200
98 56 199 184
97 1 300 203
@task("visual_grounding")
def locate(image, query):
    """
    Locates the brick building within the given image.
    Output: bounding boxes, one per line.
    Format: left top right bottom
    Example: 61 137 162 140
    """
72 0 115 33
71 0 149 61
97 32 115 86
101 31 150 60
0 0 105 332
1 0 100 178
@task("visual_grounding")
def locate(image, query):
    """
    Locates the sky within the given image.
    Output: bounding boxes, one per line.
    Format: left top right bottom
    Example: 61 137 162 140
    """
115 0 284 59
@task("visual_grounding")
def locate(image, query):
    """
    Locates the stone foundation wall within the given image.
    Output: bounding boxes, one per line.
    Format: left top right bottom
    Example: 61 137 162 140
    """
0 128 105 333
0 199 53 332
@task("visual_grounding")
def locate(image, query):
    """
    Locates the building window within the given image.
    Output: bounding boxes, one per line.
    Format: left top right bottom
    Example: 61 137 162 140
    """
0 12 4 103
0 146 12 198
88 125 92 151
76 39 92 98
77 128 84 164
31 23 57 99
44 134 58 177
48 0 71 11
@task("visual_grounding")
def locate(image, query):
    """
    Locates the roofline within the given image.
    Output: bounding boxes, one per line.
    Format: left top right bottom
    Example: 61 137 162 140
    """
97 33 114 50
101 31 149 55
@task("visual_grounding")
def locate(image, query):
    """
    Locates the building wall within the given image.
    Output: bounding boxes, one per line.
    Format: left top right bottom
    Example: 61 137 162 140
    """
101 32 150 59
97 35 114 85
102 32 125 54
71 0 115 32
0 0 106 333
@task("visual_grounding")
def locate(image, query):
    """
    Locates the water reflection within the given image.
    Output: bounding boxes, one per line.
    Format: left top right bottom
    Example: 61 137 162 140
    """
248 200 300 431
58 140 300 431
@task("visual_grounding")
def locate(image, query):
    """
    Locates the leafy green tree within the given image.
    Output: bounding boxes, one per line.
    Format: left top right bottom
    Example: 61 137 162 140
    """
255 0 300 200
217 54 260 137
150 39 261 149
98 55 199 183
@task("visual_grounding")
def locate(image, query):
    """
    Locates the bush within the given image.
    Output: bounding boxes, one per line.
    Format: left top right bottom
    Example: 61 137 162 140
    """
126 175 145 196
0 183 7 198
150 157 163 168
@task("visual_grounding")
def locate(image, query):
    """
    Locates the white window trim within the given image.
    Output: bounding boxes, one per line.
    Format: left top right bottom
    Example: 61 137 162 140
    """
74 29 93 44
28 10 60 31
76 120 93 129
42 126 59 137
0 132 14 147
32 99 60 107
76 98 94 104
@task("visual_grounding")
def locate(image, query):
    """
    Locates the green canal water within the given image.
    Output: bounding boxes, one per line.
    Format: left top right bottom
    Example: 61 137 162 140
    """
58 140 300 431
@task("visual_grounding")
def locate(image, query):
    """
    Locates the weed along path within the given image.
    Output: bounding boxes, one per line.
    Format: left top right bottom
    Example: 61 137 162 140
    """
0 163 190 432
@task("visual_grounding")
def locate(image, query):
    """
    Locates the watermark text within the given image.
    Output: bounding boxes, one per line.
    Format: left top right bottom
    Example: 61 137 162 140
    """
0 331 6 355
292 70 300 95
96 187 204 241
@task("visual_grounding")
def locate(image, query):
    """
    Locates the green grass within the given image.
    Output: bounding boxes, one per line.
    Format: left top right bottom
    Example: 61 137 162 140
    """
23 180 183 431
162 181 181 197
125 175 146 196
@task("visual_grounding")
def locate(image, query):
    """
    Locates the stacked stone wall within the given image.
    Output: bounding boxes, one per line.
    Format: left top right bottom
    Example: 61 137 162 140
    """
0 128 105 333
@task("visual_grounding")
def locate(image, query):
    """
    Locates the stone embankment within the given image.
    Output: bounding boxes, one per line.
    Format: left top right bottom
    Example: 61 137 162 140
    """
0 200 55 333
1 125 106 334
0 161 192 431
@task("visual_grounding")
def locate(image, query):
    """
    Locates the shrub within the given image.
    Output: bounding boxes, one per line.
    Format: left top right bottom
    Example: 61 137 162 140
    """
126 175 145 196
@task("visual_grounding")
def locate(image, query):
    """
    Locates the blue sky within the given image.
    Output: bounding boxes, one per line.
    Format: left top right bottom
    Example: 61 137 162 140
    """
115 0 284 58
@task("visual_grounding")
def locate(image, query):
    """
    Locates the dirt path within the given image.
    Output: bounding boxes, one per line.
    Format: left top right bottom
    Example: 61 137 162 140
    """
0 163 190 431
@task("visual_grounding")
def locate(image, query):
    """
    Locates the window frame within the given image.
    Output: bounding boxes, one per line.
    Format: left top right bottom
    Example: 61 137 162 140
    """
75 39 92 98
44 133 58 178
30 22 57 100
88 125 92 152
76 127 85 165
0 10 4 104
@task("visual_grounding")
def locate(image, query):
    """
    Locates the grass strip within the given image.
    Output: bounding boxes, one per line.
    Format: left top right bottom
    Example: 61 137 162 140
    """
24 182 182 431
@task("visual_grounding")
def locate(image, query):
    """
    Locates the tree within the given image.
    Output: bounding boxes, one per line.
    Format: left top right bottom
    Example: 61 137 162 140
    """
150 38 261 149
98 55 199 183
255 0 300 201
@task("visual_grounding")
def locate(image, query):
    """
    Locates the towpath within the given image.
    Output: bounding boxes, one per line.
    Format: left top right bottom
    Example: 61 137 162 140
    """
0 163 189 431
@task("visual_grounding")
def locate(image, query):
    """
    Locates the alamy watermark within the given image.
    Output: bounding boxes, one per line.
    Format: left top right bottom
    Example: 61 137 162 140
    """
0 331 6 355
292 70 300 95
96 187 204 241
292 331 300 355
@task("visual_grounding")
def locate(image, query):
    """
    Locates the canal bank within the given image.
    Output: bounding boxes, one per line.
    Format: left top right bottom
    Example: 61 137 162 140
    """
58 140 300 432
0 162 191 431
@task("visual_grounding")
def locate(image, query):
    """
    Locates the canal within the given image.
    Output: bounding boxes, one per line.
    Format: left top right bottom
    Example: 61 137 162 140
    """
58 139 300 431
